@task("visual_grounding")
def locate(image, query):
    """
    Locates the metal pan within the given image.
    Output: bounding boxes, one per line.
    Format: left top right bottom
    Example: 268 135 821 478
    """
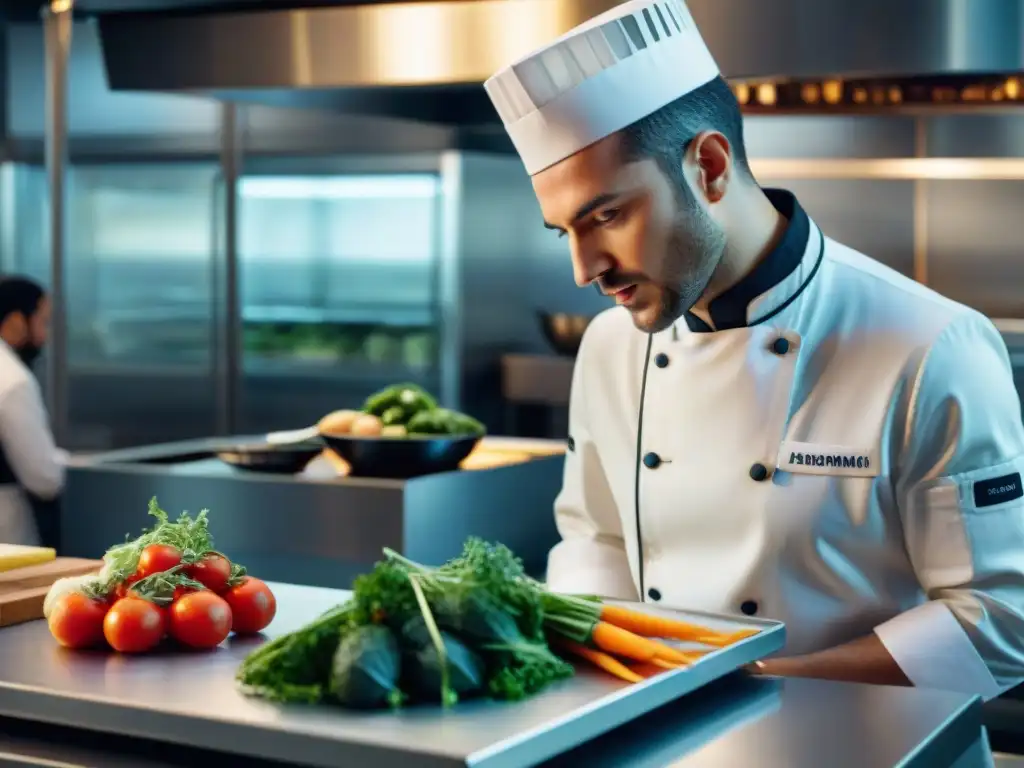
215 439 324 475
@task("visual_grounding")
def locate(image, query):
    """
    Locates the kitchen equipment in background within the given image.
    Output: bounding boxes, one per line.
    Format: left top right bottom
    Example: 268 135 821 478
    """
538 312 593 357
215 440 325 474
320 433 482 479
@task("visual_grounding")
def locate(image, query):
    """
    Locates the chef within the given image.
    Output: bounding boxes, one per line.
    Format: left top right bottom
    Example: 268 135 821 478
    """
484 0 1024 700
0 275 65 546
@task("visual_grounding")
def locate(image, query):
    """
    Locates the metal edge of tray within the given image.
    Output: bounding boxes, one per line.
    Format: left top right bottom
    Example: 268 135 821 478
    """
466 620 788 768
897 693 985 768
0 685 458 768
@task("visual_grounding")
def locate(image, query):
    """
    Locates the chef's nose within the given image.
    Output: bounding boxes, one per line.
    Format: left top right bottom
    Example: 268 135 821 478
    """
570 238 615 288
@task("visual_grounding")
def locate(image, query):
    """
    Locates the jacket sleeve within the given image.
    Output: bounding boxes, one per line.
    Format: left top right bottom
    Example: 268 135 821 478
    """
0 377 65 500
874 312 1024 700
545 325 638 600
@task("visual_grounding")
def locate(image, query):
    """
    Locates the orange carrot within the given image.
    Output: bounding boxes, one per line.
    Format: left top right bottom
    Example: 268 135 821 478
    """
647 658 682 670
600 604 758 648
591 621 693 665
629 662 670 678
556 638 644 684
680 649 711 662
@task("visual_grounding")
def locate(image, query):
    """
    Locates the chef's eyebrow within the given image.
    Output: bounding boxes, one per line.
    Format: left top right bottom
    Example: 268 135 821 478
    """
543 192 622 231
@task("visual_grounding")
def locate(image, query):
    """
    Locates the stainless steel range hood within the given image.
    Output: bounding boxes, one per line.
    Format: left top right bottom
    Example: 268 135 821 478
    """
94 0 1024 122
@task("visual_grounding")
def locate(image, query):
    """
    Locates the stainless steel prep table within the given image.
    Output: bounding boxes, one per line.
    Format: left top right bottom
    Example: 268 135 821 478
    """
0 583 989 768
61 436 565 586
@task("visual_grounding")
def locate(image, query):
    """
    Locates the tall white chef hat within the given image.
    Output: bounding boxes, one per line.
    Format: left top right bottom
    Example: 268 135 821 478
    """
484 0 720 176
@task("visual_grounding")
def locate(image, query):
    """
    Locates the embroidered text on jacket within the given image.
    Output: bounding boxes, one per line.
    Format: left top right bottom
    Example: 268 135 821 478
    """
789 451 870 469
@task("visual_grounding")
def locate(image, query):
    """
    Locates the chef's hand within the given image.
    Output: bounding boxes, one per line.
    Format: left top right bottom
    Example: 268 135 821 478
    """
743 659 790 678
743 633 911 686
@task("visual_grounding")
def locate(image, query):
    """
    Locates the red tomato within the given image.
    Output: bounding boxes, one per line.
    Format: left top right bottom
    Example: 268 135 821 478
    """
103 598 165 653
186 555 231 593
172 585 198 602
113 574 141 601
169 591 232 649
223 578 276 635
136 544 182 579
48 592 109 649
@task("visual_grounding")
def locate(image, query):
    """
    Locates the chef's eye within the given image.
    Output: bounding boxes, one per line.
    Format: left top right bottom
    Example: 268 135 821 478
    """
594 208 621 225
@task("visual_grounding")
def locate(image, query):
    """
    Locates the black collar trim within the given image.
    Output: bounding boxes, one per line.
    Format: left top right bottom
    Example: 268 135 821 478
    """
684 189 811 333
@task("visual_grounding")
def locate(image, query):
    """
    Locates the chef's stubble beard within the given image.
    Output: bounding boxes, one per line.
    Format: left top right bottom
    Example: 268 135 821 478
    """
637 193 727 334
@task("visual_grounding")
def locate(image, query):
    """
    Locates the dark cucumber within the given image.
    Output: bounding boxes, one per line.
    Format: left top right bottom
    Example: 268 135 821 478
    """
400 616 485 702
329 625 403 709
433 589 523 645
400 618 485 702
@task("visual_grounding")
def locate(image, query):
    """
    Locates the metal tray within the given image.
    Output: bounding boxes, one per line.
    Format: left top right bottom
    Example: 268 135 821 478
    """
0 584 785 768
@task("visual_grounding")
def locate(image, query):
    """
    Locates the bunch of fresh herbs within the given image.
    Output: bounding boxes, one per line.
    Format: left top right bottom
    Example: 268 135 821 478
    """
236 538 574 709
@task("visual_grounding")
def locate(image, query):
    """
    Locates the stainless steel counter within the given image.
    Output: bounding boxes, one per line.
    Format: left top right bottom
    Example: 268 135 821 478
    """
0 584 989 768
62 436 565 587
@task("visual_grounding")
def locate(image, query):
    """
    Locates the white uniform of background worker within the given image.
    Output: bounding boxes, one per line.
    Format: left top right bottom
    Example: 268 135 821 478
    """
484 0 1024 701
0 276 64 545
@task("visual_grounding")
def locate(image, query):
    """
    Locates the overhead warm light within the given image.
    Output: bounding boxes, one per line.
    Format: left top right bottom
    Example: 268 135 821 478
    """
751 157 1024 181
756 83 777 106
821 80 843 104
800 83 820 103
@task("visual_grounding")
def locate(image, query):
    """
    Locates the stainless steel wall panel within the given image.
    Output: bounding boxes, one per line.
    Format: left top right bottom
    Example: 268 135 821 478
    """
8 20 221 139
925 180 1024 318
745 116 917 160
926 115 1024 159
757 178 917 278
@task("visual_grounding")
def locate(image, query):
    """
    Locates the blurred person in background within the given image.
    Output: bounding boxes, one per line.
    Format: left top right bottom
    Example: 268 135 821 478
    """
0 275 65 546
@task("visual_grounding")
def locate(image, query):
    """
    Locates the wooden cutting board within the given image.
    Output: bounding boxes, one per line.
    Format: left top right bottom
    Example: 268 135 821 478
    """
0 557 103 628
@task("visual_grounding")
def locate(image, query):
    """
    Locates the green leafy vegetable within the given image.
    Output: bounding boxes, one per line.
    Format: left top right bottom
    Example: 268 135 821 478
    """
406 408 485 437
363 384 437 425
237 538 573 709
236 603 356 703
94 497 229 603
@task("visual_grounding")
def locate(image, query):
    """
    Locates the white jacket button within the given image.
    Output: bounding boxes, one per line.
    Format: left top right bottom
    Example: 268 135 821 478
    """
740 600 759 616
643 452 662 469
647 587 662 601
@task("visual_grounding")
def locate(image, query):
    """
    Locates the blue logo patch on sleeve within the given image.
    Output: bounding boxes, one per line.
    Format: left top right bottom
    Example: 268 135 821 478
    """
973 472 1024 508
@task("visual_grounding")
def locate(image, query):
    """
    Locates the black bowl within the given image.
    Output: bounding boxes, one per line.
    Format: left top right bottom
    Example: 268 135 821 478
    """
538 312 592 356
320 433 482 479
216 439 324 475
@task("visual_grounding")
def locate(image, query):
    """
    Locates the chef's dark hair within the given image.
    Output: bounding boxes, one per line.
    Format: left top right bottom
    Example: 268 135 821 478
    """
0 275 45 324
621 76 752 191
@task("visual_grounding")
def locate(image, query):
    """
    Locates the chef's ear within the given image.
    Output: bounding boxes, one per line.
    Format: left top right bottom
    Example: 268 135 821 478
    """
687 130 732 204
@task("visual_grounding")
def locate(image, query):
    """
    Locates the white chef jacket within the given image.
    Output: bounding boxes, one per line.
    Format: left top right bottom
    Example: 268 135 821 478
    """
549 189 1024 701
0 340 64 545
